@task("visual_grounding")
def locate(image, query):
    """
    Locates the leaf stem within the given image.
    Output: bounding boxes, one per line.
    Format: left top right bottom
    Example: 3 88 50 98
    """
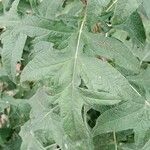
106 0 118 12
113 130 118 150
72 6 87 85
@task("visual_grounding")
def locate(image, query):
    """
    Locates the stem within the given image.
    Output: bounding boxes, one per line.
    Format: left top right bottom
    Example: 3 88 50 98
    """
113 130 118 150
106 0 118 12
72 7 87 86
45 143 57 149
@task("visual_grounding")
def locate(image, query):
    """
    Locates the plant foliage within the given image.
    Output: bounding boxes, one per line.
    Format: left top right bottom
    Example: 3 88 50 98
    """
0 0 150 149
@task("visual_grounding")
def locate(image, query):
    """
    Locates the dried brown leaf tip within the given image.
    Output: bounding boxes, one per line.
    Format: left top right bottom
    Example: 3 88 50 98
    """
92 23 102 33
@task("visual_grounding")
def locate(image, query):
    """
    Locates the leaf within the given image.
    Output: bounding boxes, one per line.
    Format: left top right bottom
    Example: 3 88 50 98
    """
21 34 137 101
78 88 122 105
112 0 143 25
93 130 133 150
35 0 62 19
20 37 93 147
0 0 20 28
20 16 139 148
21 19 143 150
19 89 64 150
93 99 150 138
83 32 140 73
28 0 40 9
12 15 74 49
0 128 12 145
0 96 27 112
0 68 7 79
142 139 150 150
127 67 150 97
140 43 150 62
0 0 149 149
1 32 27 81
143 0 150 19
20 89 93 150
87 0 111 16
120 130 150 150
115 11 146 48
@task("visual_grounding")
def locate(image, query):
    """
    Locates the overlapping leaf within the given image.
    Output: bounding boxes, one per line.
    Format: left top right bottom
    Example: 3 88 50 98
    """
1 31 27 81
20 89 93 150
112 0 143 25
20 21 144 150
93 92 150 144
0 0 150 149
115 11 146 48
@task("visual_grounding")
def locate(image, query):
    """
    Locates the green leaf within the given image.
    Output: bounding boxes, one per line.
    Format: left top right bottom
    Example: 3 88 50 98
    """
140 43 150 62
143 0 150 19
20 89 93 150
115 11 146 48
0 128 12 145
21 34 136 101
112 0 143 25
0 68 7 79
20 89 63 150
120 130 150 150
12 15 74 49
93 99 150 138
0 96 27 112
0 0 149 149
21 22 143 149
83 32 140 73
2 0 14 12
127 67 150 97
1 32 27 81
0 0 20 27
21 18 139 148
87 0 111 16
142 140 150 150
35 0 62 19
78 88 122 105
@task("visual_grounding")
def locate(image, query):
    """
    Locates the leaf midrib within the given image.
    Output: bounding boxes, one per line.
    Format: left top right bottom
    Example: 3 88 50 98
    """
71 7 87 86
67 6 87 138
